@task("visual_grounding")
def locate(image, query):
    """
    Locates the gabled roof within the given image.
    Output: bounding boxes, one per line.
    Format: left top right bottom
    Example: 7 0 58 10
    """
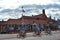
0 13 50 24
21 13 47 19
7 19 22 24
33 14 47 18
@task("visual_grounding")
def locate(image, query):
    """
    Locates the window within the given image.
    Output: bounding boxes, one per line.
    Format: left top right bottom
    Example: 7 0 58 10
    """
36 18 39 20
8 24 15 31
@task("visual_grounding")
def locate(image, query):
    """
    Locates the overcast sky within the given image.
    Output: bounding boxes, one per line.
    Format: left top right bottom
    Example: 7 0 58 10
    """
0 0 60 21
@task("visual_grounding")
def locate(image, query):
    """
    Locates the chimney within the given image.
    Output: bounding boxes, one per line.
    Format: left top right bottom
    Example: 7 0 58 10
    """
32 15 33 17
42 9 45 14
2 19 4 22
49 15 51 20
42 9 47 18
54 17 55 20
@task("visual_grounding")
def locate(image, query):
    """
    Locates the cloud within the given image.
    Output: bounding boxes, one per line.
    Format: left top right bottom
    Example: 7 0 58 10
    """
0 4 60 21
0 9 13 13
0 7 2 9
22 4 60 9
53 0 60 2
0 0 57 9
0 4 60 13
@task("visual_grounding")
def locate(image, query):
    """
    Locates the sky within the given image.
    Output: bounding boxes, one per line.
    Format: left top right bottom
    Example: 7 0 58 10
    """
0 0 60 21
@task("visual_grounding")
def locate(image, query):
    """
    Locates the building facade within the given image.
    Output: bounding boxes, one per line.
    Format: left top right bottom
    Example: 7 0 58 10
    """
0 9 54 33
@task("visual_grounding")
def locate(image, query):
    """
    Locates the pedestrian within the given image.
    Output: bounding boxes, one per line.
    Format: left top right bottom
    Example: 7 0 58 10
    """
38 24 44 36
32 21 40 36
45 24 51 35
17 22 26 38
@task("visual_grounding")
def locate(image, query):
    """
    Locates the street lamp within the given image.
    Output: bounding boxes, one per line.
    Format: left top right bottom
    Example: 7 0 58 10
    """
21 6 25 24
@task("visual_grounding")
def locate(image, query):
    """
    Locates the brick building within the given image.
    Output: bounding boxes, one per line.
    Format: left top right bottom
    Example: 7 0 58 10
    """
0 9 53 33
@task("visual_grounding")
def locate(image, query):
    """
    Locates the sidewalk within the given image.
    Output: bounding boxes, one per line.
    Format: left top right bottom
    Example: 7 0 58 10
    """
0 31 60 40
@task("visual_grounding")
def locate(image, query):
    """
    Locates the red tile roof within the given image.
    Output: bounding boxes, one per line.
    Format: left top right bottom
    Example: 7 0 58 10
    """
0 14 50 24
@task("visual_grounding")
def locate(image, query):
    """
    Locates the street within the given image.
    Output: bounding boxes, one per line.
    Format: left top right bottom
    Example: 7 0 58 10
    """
0 31 60 40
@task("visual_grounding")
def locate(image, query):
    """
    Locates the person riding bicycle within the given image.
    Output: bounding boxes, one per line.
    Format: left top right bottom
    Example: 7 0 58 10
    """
18 22 26 38
32 21 40 36
45 24 51 35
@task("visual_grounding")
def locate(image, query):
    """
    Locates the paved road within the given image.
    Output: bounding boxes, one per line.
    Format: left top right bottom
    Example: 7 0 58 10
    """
0 31 60 40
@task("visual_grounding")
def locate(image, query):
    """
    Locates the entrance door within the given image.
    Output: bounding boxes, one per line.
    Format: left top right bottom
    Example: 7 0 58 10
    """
25 24 33 32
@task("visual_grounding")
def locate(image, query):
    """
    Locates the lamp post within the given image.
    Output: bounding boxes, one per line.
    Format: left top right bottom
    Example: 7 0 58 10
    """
21 6 25 23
